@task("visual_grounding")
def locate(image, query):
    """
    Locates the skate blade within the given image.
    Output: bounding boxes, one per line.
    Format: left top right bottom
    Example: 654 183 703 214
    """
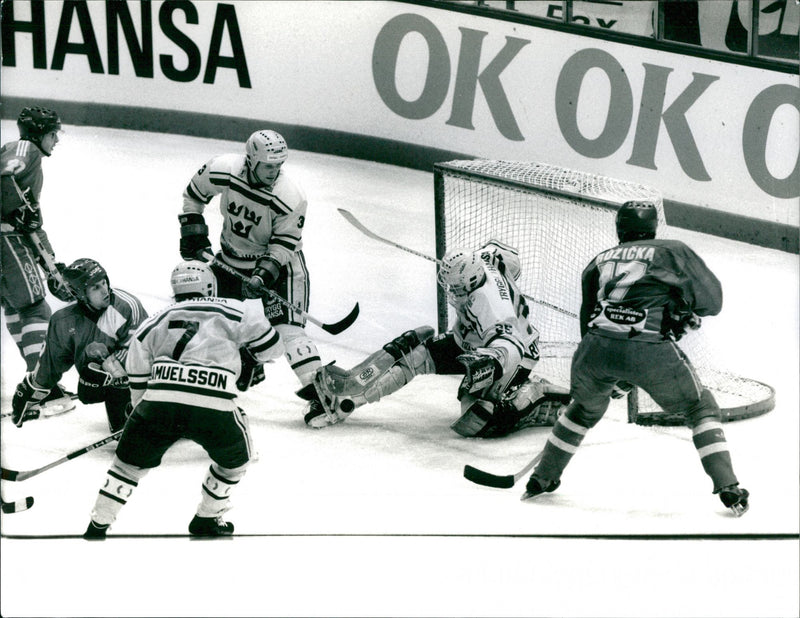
729 502 749 517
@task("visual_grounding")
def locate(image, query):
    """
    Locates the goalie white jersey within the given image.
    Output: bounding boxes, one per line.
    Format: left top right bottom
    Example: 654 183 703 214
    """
450 242 539 375
126 297 283 411
182 153 308 270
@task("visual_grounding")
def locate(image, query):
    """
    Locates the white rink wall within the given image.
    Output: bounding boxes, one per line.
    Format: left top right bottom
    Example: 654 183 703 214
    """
1 0 798 238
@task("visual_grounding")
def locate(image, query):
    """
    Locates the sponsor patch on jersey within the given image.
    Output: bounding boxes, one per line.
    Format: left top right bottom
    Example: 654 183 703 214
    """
603 305 646 325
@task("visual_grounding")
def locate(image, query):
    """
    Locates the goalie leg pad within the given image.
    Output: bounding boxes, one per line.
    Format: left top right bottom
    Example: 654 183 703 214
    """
314 326 436 415
450 396 496 437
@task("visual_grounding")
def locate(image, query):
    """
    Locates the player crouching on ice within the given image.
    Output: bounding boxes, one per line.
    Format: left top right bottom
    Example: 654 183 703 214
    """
11 258 147 431
310 241 570 437
83 261 285 539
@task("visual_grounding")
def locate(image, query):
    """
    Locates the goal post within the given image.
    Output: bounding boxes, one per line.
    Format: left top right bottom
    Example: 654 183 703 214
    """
433 159 775 425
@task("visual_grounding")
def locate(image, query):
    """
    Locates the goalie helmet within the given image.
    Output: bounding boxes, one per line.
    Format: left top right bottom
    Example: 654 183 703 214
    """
171 260 217 298
62 258 109 304
616 201 658 242
17 107 61 142
437 249 486 300
245 130 288 168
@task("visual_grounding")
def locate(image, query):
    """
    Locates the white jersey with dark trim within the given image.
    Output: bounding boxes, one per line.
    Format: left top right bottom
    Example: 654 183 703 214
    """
451 258 540 374
126 297 284 411
182 153 307 270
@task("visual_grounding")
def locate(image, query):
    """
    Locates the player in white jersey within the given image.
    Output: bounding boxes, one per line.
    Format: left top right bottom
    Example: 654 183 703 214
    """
313 241 570 437
83 261 284 539
178 129 329 426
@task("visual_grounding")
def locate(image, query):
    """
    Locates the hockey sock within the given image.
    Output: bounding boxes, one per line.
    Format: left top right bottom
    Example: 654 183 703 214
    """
533 405 590 482
197 462 247 518
691 418 738 491
90 458 146 526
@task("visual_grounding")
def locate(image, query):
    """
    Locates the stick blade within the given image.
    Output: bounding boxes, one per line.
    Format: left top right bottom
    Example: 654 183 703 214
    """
321 302 359 335
463 464 516 489
1 468 19 482
1 496 34 514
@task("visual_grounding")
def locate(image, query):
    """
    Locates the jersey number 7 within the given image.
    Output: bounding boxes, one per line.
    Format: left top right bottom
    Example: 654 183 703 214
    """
168 320 199 360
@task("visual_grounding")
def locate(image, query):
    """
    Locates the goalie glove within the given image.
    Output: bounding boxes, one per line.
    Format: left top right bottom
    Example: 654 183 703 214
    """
12 373 49 428
456 352 502 400
244 257 281 299
178 213 214 262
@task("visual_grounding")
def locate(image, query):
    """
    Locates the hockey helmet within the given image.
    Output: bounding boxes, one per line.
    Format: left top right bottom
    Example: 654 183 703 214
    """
17 107 61 142
616 201 658 242
246 130 288 167
437 249 486 300
171 260 217 299
62 258 109 304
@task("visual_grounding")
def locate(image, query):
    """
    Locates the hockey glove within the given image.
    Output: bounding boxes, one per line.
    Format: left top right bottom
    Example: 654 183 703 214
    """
236 347 265 391
47 262 74 301
12 188 42 232
457 353 502 400
244 257 281 299
663 311 702 341
178 213 214 262
12 373 49 428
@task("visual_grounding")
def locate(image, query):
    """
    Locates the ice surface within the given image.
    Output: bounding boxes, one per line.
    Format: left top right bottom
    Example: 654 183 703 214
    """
1 124 797 617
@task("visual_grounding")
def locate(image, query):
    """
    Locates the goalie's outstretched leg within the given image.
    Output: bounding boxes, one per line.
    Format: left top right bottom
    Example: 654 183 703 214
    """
307 326 436 427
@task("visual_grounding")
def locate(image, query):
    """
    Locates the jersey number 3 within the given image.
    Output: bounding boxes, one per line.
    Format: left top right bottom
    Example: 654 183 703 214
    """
168 320 199 360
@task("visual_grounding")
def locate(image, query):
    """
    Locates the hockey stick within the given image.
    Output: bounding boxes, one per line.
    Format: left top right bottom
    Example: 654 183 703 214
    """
9 176 72 294
211 258 359 335
1 430 122 482
337 209 578 319
463 450 543 489
1 495 34 514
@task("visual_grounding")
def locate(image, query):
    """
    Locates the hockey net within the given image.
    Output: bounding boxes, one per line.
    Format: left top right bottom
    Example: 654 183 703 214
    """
433 160 775 425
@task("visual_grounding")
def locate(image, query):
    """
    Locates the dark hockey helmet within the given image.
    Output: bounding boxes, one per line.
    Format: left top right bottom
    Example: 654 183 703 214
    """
62 258 109 304
616 201 658 242
17 107 61 143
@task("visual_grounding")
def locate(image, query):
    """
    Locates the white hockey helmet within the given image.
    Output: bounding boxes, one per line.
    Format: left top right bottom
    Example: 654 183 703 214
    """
437 249 485 300
245 130 288 168
171 260 217 298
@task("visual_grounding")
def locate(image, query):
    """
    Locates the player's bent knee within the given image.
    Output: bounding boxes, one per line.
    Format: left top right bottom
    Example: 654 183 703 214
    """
17 298 51 322
686 388 722 427
564 401 602 428
110 456 149 483
211 461 248 483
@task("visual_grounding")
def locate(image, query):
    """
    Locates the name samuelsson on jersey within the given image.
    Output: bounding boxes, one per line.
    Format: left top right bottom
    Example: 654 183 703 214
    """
152 364 230 389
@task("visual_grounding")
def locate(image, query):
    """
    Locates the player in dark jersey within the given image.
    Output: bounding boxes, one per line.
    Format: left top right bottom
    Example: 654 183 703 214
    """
521 201 750 516
11 258 148 431
83 261 284 539
1 106 73 377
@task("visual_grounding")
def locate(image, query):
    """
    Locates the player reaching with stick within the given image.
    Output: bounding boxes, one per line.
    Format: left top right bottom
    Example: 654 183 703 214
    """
11 258 147 430
312 240 570 436
83 261 285 539
521 201 749 516
178 130 332 426
1 106 75 410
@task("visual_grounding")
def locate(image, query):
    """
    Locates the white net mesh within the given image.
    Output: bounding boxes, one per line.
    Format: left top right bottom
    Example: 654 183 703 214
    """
435 160 774 424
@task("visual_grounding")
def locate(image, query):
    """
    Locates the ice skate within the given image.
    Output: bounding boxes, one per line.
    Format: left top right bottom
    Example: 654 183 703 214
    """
83 520 109 540
188 515 234 537
719 485 749 516
520 476 561 501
